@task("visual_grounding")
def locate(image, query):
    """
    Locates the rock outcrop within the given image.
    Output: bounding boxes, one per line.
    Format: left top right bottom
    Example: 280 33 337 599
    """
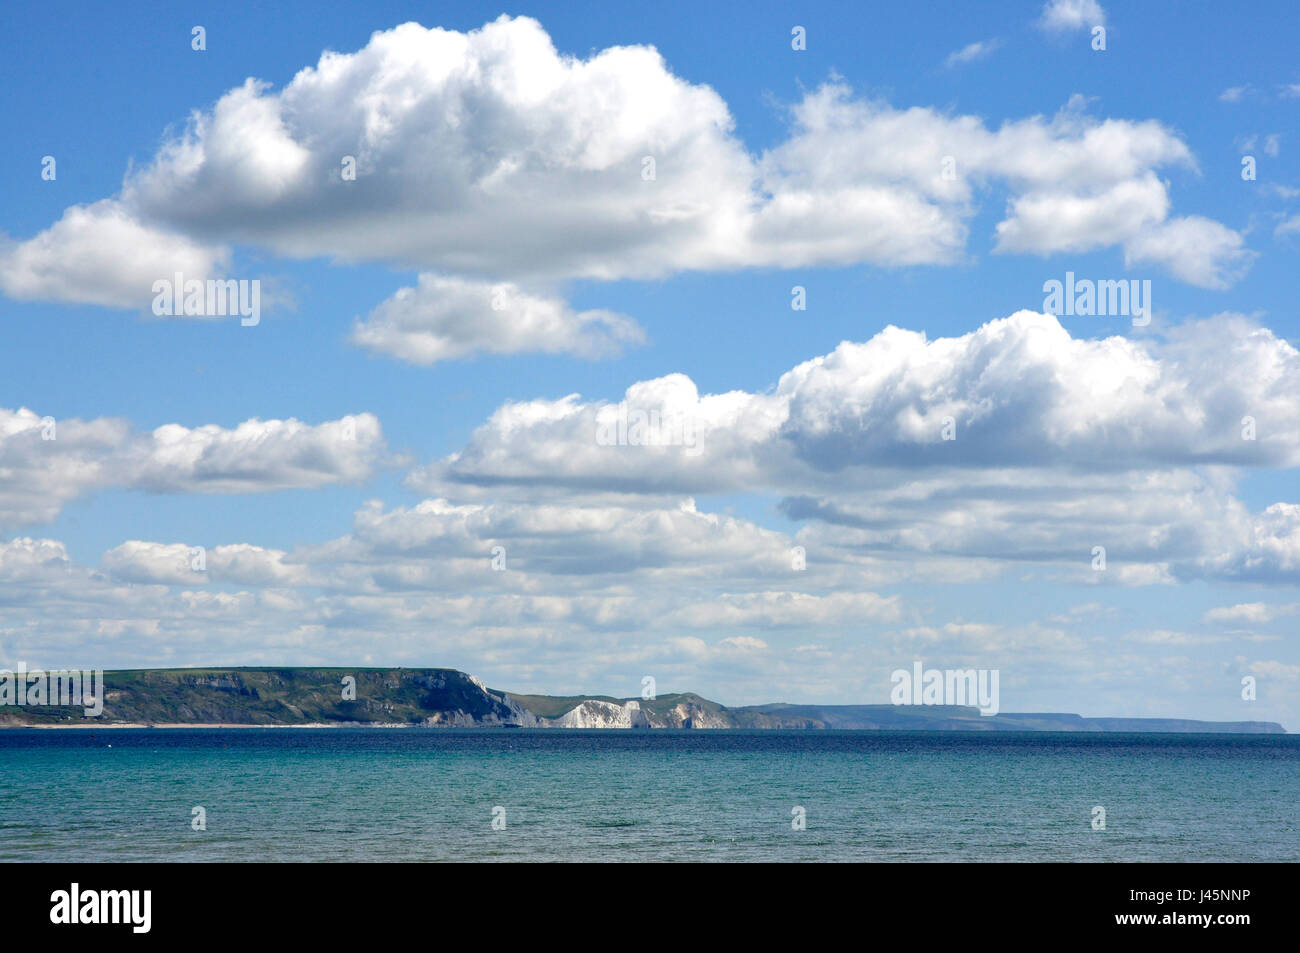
548 699 646 728
1 667 1286 732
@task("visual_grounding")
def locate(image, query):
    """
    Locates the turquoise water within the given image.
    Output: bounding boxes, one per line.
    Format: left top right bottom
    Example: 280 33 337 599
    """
1 729 1296 862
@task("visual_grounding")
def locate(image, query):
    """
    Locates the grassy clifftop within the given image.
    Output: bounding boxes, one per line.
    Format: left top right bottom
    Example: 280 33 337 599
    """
0 667 1286 732
0 667 520 726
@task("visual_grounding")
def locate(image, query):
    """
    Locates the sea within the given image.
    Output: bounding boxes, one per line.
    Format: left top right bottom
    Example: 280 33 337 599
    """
1 729 1296 862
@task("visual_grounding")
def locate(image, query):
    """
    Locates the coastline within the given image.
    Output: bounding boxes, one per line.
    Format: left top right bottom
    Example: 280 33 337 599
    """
2 722 1290 734
5 722 350 729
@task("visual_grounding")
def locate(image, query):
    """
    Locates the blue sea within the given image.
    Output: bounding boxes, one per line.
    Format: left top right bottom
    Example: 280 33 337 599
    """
1 729 1296 862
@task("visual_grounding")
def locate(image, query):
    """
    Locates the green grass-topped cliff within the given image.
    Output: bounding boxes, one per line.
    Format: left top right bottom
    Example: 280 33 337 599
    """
0 667 1285 732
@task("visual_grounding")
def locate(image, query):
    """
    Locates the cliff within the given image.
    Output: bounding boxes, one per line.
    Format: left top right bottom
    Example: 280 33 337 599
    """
0 667 1285 732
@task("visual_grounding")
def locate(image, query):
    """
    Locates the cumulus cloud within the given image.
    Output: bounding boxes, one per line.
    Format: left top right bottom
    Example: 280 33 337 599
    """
1040 0 1106 32
0 489 909 676
406 311 1300 583
0 500 1290 719
350 275 644 363
993 173 1169 254
0 200 229 310
102 541 204 586
1203 601 1300 625
761 87 1245 287
0 536 73 583
0 408 386 529
1241 658 1300 681
1123 216 1256 288
0 408 129 527
122 20 754 282
1123 629 1225 646
103 541 309 587
123 414 384 493
305 496 803 585
782 469 1240 576
664 591 902 628
418 312 1300 495
0 15 1252 327
1213 503 1300 579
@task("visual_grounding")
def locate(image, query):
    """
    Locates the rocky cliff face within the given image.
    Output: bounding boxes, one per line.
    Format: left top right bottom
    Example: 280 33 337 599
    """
1 667 540 727
543 697 732 728
2 667 1285 732
547 699 647 728
467 674 542 727
653 699 731 729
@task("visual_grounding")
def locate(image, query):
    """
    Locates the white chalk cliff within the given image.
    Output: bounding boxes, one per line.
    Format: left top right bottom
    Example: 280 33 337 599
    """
549 699 647 728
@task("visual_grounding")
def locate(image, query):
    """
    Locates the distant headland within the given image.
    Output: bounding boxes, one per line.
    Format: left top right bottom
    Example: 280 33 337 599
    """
0 667 1285 732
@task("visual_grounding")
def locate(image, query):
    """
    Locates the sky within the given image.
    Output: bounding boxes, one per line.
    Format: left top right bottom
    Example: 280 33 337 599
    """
0 0 1297 726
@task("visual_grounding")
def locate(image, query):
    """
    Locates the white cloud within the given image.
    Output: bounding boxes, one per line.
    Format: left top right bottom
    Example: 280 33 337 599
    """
1243 658 1300 680
0 513 1292 722
716 635 768 653
123 19 754 282
901 620 1082 653
407 311 1300 583
993 173 1169 254
0 488 916 680
1109 563 1176 587
0 200 228 309
1123 216 1256 289
102 541 203 586
103 541 309 587
944 40 1000 68
1203 602 1299 625
0 408 386 529
309 496 802 585
126 414 385 494
1222 503 1300 577
665 591 902 628
351 275 644 363
783 463 1293 586
1124 629 1225 646
1219 85 1252 103
0 16 1252 326
0 537 73 583
1040 0 1107 32
764 88 1246 286
0 408 128 527
419 312 1300 494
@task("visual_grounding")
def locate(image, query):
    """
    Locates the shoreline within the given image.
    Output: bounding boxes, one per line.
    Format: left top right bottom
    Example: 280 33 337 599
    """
0 722 1290 734
3 722 357 729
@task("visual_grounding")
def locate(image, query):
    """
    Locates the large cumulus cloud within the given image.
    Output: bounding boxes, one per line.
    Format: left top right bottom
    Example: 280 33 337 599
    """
0 16 1253 322
408 311 1300 583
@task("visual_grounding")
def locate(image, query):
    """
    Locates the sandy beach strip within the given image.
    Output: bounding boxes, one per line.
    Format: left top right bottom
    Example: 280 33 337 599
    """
2 722 350 729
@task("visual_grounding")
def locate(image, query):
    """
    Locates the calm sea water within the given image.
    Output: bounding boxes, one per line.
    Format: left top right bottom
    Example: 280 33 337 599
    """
1 729 1296 862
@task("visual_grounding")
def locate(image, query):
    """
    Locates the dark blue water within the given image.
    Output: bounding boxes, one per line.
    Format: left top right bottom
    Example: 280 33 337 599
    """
1 729 1296 861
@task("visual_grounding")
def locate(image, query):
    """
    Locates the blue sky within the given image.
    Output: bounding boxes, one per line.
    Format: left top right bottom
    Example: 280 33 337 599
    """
1 0 1298 725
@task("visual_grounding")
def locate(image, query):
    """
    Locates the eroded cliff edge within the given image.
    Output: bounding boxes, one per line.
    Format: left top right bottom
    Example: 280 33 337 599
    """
0 667 1285 732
